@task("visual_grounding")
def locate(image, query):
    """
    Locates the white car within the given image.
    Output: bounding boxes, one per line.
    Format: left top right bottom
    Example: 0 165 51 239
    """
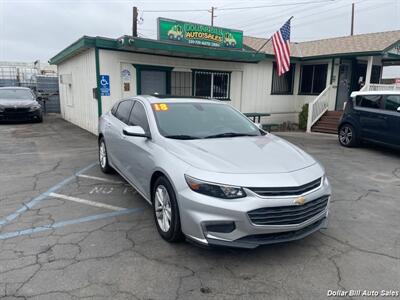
98 96 331 248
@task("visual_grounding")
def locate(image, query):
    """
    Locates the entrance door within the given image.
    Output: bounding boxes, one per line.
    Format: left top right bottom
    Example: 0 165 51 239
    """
141 70 167 95
336 61 352 110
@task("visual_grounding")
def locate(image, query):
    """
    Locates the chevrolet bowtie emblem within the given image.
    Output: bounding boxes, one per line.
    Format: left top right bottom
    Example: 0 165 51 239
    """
294 196 306 205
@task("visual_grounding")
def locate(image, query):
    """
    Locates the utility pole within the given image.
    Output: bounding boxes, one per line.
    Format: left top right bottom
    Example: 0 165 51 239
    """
350 2 355 36
210 6 216 26
132 6 138 37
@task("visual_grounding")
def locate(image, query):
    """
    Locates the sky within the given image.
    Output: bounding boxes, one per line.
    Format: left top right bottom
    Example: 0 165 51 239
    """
0 0 399 75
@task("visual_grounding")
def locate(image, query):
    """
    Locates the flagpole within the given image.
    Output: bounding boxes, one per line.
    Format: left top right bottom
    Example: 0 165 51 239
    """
254 16 293 55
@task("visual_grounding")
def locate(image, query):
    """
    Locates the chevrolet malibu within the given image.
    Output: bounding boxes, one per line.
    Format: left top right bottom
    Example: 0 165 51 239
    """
98 96 331 249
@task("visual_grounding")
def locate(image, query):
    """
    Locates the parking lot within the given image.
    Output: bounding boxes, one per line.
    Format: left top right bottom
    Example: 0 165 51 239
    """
0 115 399 300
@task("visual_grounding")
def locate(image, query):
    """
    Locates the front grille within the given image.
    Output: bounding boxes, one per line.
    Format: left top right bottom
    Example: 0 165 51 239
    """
4 107 30 113
248 195 329 226
248 178 322 197
237 218 326 244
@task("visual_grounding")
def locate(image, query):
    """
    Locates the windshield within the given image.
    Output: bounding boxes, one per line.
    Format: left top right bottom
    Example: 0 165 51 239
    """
0 89 34 100
152 102 263 139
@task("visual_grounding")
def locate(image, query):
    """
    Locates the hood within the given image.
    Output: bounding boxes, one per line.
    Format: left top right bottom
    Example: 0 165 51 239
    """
0 99 37 107
164 134 316 174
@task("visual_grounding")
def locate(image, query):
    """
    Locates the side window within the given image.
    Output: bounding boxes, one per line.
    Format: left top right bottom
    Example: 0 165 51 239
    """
128 102 150 134
115 100 133 124
357 95 383 109
111 102 119 116
384 95 400 112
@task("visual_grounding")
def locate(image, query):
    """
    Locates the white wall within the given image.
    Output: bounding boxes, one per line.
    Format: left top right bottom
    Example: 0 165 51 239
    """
99 49 245 114
57 48 335 135
58 49 98 134
98 49 328 125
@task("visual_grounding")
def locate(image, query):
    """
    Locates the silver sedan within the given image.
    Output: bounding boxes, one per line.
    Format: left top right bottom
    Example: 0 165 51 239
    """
98 96 331 249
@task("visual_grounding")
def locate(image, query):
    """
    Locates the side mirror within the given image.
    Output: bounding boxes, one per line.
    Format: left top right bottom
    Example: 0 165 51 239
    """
123 126 150 138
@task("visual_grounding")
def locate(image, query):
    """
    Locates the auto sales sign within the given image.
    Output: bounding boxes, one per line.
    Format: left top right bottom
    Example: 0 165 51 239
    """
157 17 243 49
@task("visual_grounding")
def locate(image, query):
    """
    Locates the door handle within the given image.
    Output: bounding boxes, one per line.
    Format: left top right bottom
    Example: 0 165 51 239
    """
377 115 388 120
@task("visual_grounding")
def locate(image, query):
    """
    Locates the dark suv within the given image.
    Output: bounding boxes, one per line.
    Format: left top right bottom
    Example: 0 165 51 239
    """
338 91 400 148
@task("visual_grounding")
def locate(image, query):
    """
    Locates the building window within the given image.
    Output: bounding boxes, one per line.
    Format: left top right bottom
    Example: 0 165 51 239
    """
171 71 192 96
299 64 328 95
271 63 295 94
193 70 230 100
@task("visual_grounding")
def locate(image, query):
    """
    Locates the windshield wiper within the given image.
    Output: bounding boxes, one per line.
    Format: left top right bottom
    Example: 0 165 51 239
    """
165 135 201 140
203 132 258 139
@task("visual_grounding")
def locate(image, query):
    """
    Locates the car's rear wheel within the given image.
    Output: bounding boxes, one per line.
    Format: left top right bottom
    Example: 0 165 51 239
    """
339 124 358 147
152 176 184 242
99 137 114 173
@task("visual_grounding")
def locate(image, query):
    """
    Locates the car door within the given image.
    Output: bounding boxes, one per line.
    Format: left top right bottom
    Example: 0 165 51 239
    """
382 95 400 146
354 94 388 142
105 100 134 171
120 100 155 195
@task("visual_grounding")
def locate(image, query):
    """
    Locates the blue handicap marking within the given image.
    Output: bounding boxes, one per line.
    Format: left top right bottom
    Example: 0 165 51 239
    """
100 75 110 96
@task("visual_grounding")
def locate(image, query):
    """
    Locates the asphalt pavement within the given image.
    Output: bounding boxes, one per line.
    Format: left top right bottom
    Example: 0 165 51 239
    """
0 115 399 299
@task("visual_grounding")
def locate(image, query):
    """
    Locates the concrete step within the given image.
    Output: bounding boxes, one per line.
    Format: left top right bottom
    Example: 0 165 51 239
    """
316 121 339 127
312 127 338 134
325 111 343 117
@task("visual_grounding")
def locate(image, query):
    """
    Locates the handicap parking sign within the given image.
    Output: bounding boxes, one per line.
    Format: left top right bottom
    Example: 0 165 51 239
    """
100 75 110 96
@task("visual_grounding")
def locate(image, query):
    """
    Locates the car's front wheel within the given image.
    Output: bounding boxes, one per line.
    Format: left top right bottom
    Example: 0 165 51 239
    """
152 176 184 242
99 137 114 173
339 124 358 147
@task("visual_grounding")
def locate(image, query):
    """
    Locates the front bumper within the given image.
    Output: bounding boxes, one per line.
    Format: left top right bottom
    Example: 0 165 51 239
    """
0 110 42 122
178 176 331 249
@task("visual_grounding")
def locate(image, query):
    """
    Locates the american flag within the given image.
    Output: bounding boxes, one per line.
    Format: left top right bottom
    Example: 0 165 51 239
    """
272 19 291 76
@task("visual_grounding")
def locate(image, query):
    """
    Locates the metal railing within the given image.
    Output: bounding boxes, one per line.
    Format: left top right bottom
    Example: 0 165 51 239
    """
306 85 332 133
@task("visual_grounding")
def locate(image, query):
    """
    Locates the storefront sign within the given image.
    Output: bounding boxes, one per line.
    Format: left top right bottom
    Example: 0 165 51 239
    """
100 75 110 96
157 17 243 49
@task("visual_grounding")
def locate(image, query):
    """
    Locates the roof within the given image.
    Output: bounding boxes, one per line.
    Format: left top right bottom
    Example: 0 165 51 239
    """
244 30 400 59
0 86 31 90
351 90 400 97
140 95 221 104
50 30 400 65
49 36 265 65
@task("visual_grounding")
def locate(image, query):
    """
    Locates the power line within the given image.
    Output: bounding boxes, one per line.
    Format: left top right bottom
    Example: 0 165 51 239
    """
141 0 336 13
218 0 335 11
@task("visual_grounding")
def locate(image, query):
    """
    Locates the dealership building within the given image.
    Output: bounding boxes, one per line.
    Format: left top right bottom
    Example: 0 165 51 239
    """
49 18 400 135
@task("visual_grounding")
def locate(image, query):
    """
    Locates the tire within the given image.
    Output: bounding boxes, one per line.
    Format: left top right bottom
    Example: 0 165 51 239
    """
338 124 358 147
152 176 184 242
36 117 43 123
98 137 114 174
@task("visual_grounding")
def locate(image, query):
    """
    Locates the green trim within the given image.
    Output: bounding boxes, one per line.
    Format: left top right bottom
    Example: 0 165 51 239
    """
299 51 382 61
329 58 335 85
49 35 400 67
95 47 102 117
50 36 265 65
382 39 400 54
133 64 173 95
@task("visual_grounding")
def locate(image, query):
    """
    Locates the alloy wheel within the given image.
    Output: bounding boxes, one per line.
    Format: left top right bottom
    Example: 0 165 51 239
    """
154 185 172 232
99 141 107 168
339 126 353 145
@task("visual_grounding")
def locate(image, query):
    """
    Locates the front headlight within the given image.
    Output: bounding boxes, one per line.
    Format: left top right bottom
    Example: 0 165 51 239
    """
185 175 246 199
29 105 41 112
